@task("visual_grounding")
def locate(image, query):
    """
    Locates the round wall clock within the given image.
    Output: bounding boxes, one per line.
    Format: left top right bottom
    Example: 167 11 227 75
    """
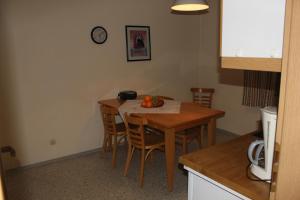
91 26 108 44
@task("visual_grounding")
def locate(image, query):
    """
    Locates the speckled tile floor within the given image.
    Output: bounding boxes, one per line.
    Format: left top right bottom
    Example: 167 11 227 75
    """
6 130 237 200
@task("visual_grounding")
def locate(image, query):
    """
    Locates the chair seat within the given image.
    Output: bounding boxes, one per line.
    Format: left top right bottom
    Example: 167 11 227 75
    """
176 127 201 140
175 127 202 154
116 123 126 134
145 134 165 149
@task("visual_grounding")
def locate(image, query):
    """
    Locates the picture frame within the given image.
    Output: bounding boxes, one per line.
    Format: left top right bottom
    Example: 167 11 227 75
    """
125 25 151 61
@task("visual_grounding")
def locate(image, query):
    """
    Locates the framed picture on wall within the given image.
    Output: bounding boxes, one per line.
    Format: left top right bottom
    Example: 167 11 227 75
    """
125 25 151 61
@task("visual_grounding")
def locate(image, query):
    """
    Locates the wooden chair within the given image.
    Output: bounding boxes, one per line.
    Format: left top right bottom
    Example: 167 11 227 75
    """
175 128 202 155
190 88 215 108
123 113 165 187
100 105 127 167
175 88 215 154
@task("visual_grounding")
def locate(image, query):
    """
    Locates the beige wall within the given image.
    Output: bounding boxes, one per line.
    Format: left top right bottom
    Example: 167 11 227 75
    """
0 0 201 166
0 0 262 167
198 0 261 134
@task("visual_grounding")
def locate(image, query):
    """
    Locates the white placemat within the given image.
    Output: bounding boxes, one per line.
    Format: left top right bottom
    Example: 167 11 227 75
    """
118 100 181 120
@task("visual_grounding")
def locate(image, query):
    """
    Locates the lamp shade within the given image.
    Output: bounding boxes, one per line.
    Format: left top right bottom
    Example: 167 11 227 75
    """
171 0 209 11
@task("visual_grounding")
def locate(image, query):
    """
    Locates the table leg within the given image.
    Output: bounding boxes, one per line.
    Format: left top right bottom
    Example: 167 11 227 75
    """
164 128 175 192
207 118 216 146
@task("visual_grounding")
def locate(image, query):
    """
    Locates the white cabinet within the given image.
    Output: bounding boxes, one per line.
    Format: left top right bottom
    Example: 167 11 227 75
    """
221 0 286 59
186 167 250 200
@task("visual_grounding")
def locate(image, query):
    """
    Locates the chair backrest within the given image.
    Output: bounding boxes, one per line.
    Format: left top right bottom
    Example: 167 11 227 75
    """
124 113 147 149
100 105 119 136
190 88 215 108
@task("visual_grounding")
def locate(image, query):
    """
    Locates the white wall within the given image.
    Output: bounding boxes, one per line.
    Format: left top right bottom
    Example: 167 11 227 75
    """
198 0 260 134
0 0 201 166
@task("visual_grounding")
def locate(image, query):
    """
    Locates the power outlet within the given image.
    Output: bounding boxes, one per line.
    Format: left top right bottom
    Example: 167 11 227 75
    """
50 139 56 146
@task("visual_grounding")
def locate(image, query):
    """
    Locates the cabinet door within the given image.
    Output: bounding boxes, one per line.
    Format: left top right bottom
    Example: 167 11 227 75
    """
274 0 300 198
221 0 286 59
188 172 249 200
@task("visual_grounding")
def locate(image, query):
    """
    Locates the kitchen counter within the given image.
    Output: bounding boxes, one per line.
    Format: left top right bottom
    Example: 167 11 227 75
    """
179 133 270 200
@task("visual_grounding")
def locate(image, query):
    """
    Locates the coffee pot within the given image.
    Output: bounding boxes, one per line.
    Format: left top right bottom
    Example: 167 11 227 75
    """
248 107 277 181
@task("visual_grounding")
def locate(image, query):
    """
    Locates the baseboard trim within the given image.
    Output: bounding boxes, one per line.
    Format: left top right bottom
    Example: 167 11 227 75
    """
7 147 102 172
7 129 237 172
216 128 237 136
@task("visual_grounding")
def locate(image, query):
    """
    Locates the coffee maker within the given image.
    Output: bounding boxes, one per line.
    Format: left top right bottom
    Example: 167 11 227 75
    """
248 107 277 181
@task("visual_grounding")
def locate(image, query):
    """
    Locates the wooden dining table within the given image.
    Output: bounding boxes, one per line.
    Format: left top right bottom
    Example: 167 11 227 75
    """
98 98 225 191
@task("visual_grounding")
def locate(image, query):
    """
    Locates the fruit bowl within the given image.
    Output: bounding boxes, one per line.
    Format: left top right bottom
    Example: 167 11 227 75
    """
141 96 164 108
141 100 164 108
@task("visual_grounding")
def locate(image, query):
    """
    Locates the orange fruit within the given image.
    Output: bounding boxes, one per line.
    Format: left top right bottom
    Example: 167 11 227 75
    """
141 101 147 107
144 96 152 102
145 101 152 108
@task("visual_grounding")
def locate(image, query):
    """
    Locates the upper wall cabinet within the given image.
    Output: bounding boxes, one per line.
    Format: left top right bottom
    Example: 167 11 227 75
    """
221 0 286 72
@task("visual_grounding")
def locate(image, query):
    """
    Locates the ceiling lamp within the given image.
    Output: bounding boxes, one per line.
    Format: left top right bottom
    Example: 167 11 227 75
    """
171 0 209 11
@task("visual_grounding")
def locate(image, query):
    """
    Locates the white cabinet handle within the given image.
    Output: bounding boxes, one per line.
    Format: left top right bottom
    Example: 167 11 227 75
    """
235 49 243 57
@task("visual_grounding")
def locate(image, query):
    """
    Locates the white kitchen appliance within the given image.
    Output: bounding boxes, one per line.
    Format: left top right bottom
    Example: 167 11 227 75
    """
248 106 277 181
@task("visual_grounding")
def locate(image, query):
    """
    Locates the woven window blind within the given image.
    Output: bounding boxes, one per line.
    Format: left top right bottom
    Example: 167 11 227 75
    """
242 71 280 107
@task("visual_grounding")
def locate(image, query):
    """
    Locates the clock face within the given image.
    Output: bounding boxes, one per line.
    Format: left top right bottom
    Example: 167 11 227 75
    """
91 26 107 44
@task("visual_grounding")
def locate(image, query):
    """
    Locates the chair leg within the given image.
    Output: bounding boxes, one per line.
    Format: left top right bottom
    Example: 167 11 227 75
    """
145 148 155 161
102 133 109 152
117 135 126 145
182 137 188 155
197 133 202 149
139 149 145 187
112 135 117 167
148 151 153 161
108 135 112 151
197 126 202 149
124 145 135 176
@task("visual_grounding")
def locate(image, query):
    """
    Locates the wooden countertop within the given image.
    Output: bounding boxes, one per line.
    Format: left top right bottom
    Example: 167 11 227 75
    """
179 134 270 200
